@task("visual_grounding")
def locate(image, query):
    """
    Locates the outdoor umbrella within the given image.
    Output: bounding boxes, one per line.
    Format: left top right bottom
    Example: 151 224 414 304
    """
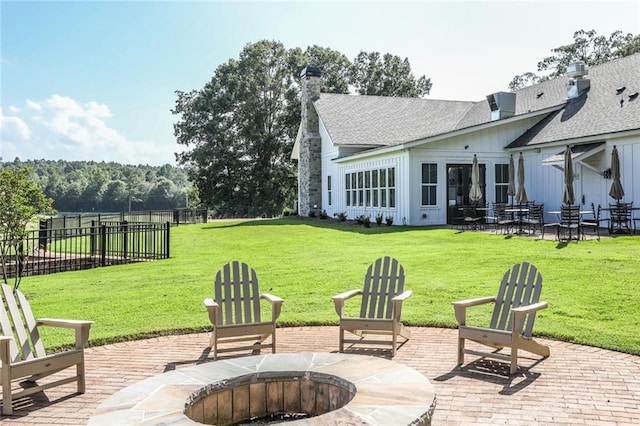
515 152 528 204
563 145 575 205
469 154 483 203
507 154 516 204
608 145 624 202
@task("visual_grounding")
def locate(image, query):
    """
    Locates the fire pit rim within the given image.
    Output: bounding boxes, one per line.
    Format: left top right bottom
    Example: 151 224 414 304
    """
88 352 436 426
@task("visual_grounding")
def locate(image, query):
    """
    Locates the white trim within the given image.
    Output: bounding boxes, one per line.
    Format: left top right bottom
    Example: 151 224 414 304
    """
509 128 640 153
542 142 605 172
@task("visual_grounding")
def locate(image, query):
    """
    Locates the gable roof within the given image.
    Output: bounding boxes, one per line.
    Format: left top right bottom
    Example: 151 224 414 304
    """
307 52 640 156
507 52 640 149
313 94 474 147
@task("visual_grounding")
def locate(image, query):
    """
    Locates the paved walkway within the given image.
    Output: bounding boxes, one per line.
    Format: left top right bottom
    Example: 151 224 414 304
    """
2 327 639 425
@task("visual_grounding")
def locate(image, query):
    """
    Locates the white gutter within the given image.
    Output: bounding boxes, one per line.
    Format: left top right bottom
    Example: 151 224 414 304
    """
507 128 640 153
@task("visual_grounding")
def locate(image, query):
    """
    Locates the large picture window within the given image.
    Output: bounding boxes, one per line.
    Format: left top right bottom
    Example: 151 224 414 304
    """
344 167 396 210
495 164 509 203
421 163 437 206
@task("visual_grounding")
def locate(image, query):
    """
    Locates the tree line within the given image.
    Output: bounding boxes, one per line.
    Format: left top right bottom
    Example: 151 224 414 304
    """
0 159 197 213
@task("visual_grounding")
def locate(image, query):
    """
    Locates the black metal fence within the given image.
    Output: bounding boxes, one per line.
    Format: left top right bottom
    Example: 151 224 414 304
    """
1 221 170 280
42 208 208 230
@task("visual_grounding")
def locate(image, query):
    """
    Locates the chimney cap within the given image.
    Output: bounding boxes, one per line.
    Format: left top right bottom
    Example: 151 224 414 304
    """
300 66 321 78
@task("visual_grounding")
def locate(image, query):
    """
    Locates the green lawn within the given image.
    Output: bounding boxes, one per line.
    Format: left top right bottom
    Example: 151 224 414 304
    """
20 217 640 355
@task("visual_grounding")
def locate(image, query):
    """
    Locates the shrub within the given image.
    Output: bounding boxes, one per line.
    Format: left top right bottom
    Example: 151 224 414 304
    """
357 215 371 228
334 212 347 221
385 215 394 226
308 210 317 218
319 210 329 219
282 207 294 216
375 214 383 226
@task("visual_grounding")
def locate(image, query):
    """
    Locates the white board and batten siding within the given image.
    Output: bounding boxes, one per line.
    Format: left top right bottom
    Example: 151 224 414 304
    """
406 118 545 226
319 112 640 227
530 134 640 223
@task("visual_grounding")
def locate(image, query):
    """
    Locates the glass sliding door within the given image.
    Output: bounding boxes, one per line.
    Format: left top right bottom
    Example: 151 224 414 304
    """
446 163 486 224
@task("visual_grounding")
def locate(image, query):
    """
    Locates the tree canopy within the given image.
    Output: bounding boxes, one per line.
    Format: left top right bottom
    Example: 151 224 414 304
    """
509 29 640 91
173 40 431 217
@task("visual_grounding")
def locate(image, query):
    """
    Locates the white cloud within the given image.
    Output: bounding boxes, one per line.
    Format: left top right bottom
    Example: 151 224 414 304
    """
26 99 42 111
0 107 31 141
10 95 175 165
8 105 21 114
0 108 32 161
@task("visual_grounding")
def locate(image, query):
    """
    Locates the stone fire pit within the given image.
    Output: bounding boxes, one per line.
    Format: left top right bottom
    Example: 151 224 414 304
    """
88 352 436 425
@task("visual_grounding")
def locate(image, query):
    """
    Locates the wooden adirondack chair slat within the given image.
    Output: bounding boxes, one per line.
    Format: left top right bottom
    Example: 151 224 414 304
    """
452 262 549 375
0 284 93 415
204 261 283 360
333 256 412 356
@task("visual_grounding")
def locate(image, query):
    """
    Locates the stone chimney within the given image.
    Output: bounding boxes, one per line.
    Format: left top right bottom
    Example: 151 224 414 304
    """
298 66 322 216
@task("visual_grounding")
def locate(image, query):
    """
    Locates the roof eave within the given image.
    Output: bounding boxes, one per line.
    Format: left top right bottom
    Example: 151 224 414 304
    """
333 103 566 163
509 128 640 153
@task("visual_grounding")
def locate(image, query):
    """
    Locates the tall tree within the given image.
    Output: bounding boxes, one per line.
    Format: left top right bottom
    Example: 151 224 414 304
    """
174 41 432 217
509 29 640 90
290 45 352 94
174 40 299 217
351 51 432 97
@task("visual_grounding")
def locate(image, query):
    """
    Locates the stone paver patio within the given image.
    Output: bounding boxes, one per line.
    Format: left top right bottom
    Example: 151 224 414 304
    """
1 326 639 425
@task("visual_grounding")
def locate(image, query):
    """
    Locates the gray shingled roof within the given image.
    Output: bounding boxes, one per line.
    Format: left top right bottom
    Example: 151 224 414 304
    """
314 52 640 150
507 52 640 148
455 77 569 129
313 94 474 146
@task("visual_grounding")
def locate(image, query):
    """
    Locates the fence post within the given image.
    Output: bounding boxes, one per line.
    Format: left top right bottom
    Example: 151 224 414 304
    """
121 221 128 259
38 220 48 252
90 220 96 257
101 224 107 267
165 221 170 258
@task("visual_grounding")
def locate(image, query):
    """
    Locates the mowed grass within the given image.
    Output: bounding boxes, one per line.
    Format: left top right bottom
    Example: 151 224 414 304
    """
20 217 640 355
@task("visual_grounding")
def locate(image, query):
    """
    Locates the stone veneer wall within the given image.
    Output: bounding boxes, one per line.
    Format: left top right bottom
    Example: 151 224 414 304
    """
298 67 322 217
184 372 356 425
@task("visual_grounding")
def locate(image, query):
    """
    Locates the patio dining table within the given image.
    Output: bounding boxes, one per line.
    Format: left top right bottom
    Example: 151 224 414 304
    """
600 205 639 234
505 207 529 234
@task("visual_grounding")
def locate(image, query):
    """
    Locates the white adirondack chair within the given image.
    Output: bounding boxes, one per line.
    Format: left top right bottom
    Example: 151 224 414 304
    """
0 284 93 415
204 261 283 360
452 262 550 374
332 256 412 356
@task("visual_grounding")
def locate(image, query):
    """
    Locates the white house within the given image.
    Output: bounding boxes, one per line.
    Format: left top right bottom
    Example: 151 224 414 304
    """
292 53 640 226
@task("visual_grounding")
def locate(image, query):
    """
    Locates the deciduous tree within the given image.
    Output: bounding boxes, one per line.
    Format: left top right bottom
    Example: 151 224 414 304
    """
173 41 432 217
0 166 54 289
351 51 432 97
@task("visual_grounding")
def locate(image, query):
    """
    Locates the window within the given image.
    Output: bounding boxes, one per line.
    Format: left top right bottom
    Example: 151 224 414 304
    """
351 174 357 206
380 169 387 207
364 171 371 207
345 173 351 206
357 172 364 206
495 164 509 203
343 166 396 210
421 163 437 206
388 167 396 208
372 170 379 207
327 175 332 206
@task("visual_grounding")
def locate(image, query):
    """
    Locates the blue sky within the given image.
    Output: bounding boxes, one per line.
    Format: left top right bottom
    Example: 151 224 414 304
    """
1 0 639 166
